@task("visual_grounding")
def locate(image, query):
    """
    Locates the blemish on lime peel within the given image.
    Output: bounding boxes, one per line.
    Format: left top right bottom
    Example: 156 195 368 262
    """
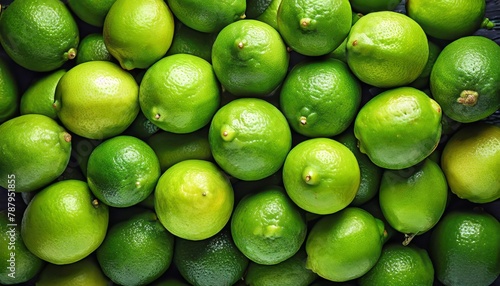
457 90 479 106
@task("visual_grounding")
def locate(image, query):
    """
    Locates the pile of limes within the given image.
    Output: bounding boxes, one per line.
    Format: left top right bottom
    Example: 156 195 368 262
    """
0 0 499 285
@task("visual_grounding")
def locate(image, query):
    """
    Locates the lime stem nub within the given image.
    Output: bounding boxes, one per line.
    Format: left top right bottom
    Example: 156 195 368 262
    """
63 132 72 143
299 116 307 125
66 48 77 60
481 17 495 29
92 199 100 208
154 113 161 120
237 42 244 49
302 166 318 185
300 18 311 28
221 125 235 142
402 233 416 246
457 90 478 106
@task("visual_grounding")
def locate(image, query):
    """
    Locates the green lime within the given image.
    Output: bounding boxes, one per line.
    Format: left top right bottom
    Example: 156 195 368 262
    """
280 58 362 137
211 19 289 97
0 0 78 72
350 0 402 13
255 0 283 30
173 228 249 286
155 160 234 240
21 180 109 265
328 12 363 63
231 186 307 265
0 114 72 193
346 11 429 88
67 0 116 27
165 21 217 63
96 210 174 286
429 36 500 123
282 138 360 215
76 33 114 65
36 256 109 286
20 69 65 120
208 98 292 181
122 111 160 140
87 135 161 208
277 0 352 56
0 57 18 123
139 54 221 134
353 87 442 170
409 40 442 90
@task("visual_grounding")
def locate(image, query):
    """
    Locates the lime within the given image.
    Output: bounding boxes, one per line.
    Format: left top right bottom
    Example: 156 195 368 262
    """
139 54 220 134
280 58 362 137
0 114 72 193
20 69 65 120
103 0 175 70
154 160 234 240
21 180 109 265
122 111 160 140
54 61 139 140
231 186 307 265
165 21 217 63
96 211 174 286
353 87 442 170
173 228 249 286
0 0 79 72
208 98 292 181
277 0 352 56
409 40 442 90
211 19 289 97
429 208 500 286
75 33 114 65
429 36 500 123
441 122 500 203
67 0 116 27
350 0 402 13
87 135 161 208
0 57 18 123
36 256 109 286
255 0 283 30
346 11 429 88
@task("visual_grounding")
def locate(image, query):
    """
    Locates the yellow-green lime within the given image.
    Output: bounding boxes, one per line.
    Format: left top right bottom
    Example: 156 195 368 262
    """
87 135 161 208
305 207 386 282
280 58 362 137
0 0 79 72
96 210 174 286
173 228 249 286
277 0 352 56
54 61 139 140
282 138 360 215
166 0 246 33
139 53 220 133
350 0 402 14
0 57 18 123
76 33 114 65
154 160 234 240
21 180 109 265
165 21 217 63
208 98 292 181
346 11 429 88
103 0 175 70
211 19 289 97
36 256 109 286
409 40 442 90
67 0 116 27
20 69 65 120
429 36 500 123
440 122 500 203
354 87 442 169
358 243 434 286
429 208 500 286
0 114 72 192
231 186 307 265
147 128 212 172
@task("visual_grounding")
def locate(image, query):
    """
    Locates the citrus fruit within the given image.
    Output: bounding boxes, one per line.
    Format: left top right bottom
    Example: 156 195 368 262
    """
0 0 79 72
165 21 217 63
379 158 448 243
346 11 429 88
429 208 500 286
231 186 307 265
282 138 360 215
154 159 234 240
166 0 246 33
54 61 139 140
139 54 220 134
280 58 362 137
305 207 386 282
0 57 18 123
208 98 292 181
75 33 114 65
103 0 175 70
147 129 212 172
211 19 289 97
441 122 500 203
0 210 44 285
429 36 500 123
20 69 65 120
21 180 109 265
173 228 249 286
410 40 442 90
244 248 317 286
254 0 283 30
36 256 109 286
328 11 363 63
276 0 352 56
122 111 160 140
406 0 490 40
96 210 174 286
358 243 434 286
353 87 442 169
86 135 161 208
0 114 72 193
67 0 116 27
350 0 402 13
